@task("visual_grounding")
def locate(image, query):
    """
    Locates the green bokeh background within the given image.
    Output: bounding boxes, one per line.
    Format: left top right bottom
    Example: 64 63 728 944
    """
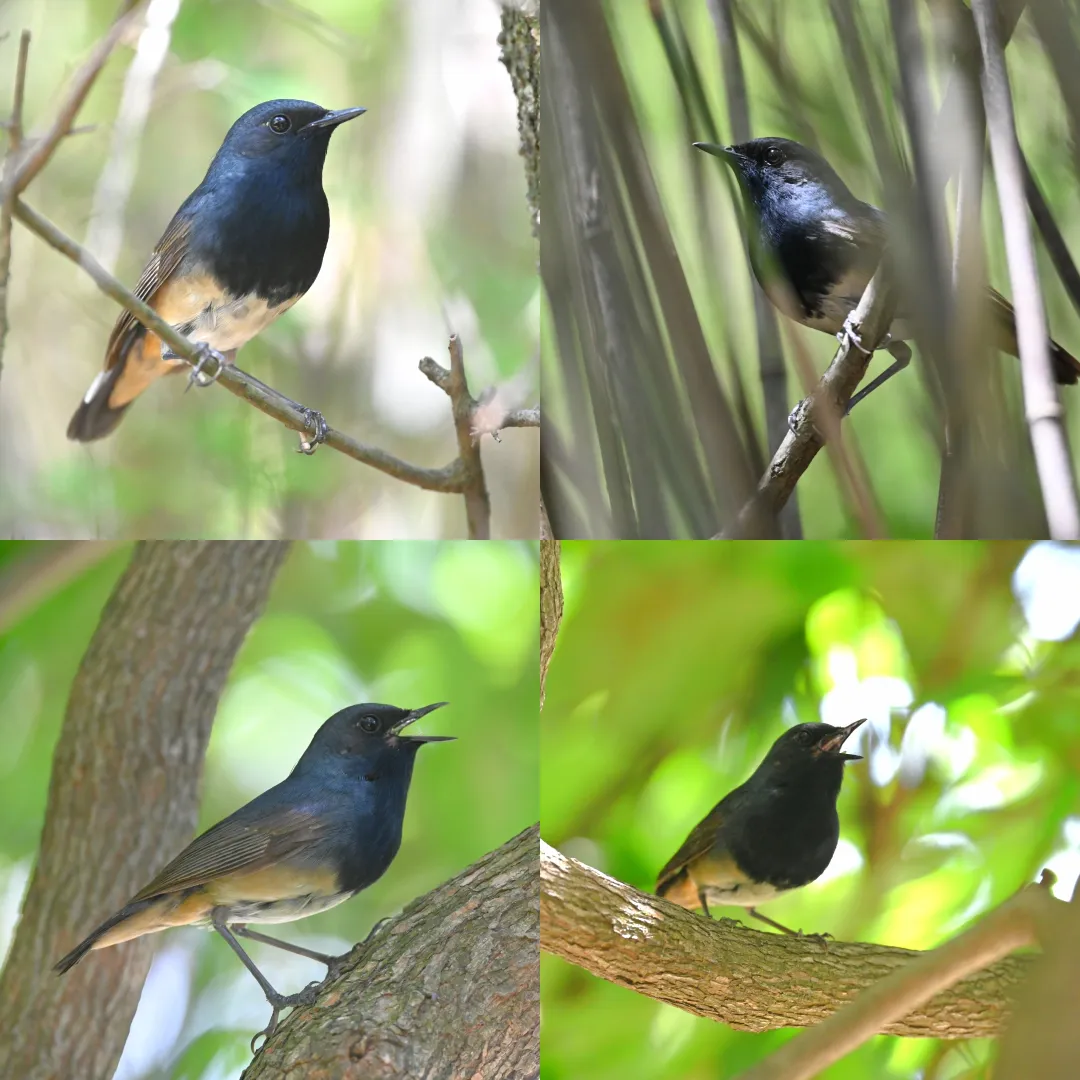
541 540 1080 1080
0 539 539 1079
1 0 538 538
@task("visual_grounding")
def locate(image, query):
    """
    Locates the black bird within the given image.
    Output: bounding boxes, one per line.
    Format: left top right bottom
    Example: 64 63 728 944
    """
656 719 864 934
68 98 365 445
55 702 451 1045
696 137 1080 407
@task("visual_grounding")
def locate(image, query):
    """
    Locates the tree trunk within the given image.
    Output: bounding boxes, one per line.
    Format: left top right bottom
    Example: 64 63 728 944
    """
243 824 540 1080
0 540 290 1080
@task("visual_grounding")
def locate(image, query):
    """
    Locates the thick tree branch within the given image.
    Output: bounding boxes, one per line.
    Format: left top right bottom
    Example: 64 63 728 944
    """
243 824 540 1080
973 0 1080 538
540 840 1034 1038
0 541 289 1080
717 273 895 538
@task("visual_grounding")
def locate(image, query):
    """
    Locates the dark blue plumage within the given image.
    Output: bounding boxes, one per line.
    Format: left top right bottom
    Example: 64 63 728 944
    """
69 98 365 441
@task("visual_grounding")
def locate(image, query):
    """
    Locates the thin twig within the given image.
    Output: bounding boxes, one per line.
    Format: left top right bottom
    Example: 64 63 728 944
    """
8 4 142 196
716 272 895 537
420 337 491 538
0 30 32 382
742 876 1059 1080
973 0 1080 539
13 197 468 493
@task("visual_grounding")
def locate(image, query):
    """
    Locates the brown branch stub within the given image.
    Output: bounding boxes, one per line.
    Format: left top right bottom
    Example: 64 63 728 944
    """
540 539 562 710
540 840 1033 1038
717 271 895 538
447 335 492 539
244 824 540 1080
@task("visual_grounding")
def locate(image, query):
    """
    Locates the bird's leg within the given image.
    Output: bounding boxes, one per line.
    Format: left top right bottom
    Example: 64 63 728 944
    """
232 925 351 983
227 370 329 454
211 911 322 1053
696 888 712 918
747 907 831 949
845 341 912 413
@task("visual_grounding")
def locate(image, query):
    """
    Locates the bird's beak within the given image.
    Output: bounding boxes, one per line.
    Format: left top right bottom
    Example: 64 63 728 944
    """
693 142 742 164
393 701 454 743
302 106 367 132
819 718 866 760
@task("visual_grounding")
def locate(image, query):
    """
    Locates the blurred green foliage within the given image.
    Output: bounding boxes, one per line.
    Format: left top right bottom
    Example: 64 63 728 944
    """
1 0 537 538
0 539 538 1078
541 540 1080 1080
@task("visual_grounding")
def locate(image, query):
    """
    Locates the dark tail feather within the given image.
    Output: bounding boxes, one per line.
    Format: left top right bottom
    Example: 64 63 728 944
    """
54 898 154 974
67 363 131 441
1051 341 1080 386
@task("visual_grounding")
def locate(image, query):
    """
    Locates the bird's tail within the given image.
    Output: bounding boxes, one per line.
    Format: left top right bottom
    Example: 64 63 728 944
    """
67 362 132 441
1050 341 1080 386
987 286 1080 385
54 898 157 974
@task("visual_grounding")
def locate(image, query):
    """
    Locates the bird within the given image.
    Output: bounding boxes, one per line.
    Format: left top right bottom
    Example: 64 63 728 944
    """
696 137 1080 410
67 98 365 448
55 701 452 1046
656 719 865 935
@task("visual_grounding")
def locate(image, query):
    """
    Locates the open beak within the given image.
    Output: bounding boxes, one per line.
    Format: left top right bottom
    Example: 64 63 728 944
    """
393 701 454 743
819 718 866 760
302 106 367 132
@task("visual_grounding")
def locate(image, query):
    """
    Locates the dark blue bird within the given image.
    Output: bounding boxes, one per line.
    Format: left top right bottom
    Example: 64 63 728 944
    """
55 701 451 1043
68 98 365 444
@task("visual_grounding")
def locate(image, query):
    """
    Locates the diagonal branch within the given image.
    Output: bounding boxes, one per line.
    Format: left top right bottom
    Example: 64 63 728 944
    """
716 272 895 538
540 839 1036 1038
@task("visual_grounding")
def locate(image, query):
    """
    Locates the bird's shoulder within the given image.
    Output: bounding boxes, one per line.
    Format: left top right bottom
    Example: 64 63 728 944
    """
656 786 747 889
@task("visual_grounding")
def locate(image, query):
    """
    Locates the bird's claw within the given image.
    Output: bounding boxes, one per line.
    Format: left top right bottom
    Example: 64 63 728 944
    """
787 396 814 434
797 930 833 951
362 916 392 945
186 344 227 391
837 315 875 357
296 408 328 455
250 982 322 1054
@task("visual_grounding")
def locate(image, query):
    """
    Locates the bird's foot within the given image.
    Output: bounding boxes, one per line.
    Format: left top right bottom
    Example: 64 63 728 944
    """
250 981 323 1054
787 396 816 435
796 929 833 951
295 408 328 455
184 344 228 391
362 915 393 944
836 314 875 357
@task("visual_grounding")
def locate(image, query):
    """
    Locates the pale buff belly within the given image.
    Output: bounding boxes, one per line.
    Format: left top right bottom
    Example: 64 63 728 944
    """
698 878 786 908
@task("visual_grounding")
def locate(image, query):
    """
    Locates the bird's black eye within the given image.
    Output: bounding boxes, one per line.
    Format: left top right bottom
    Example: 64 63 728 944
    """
764 146 784 167
269 115 291 135
359 715 380 733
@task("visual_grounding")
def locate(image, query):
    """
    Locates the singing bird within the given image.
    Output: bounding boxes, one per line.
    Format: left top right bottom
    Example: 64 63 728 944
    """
696 137 1080 409
56 702 451 1045
68 98 365 446
657 720 864 935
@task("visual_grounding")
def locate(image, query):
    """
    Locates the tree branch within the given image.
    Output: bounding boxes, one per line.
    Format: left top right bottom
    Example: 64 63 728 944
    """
973 0 1080 538
243 824 540 1080
0 541 289 1080
540 840 1034 1038
539 538 562 710
716 272 895 538
743 874 1060 1080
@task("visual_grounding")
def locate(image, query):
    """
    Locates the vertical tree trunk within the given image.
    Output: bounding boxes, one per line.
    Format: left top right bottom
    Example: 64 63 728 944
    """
0 540 290 1080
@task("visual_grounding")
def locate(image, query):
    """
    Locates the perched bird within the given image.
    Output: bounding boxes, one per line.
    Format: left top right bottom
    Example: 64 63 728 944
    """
696 137 1080 408
656 719 864 934
56 702 451 1045
68 98 365 446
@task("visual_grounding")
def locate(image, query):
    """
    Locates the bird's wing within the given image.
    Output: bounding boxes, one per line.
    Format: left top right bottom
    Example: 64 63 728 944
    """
131 799 332 901
986 287 1080 383
656 802 728 892
103 213 193 371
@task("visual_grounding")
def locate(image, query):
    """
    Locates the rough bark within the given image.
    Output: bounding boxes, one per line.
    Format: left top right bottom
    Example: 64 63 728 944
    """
498 3 540 239
539 539 561 709
540 841 1035 1038
0 541 290 1080
243 824 540 1080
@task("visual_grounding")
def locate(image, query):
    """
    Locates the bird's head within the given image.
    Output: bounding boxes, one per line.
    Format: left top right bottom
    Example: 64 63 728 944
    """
217 99 365 171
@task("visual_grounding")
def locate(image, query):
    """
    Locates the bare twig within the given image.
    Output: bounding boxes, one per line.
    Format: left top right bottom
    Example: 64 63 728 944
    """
0 30 31 380
14 197 468 493
540 840 1036 1039
973 0 1080 539
443 337 488 537
743 876 1059 1080
8 3 142 196
716 272 895 537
